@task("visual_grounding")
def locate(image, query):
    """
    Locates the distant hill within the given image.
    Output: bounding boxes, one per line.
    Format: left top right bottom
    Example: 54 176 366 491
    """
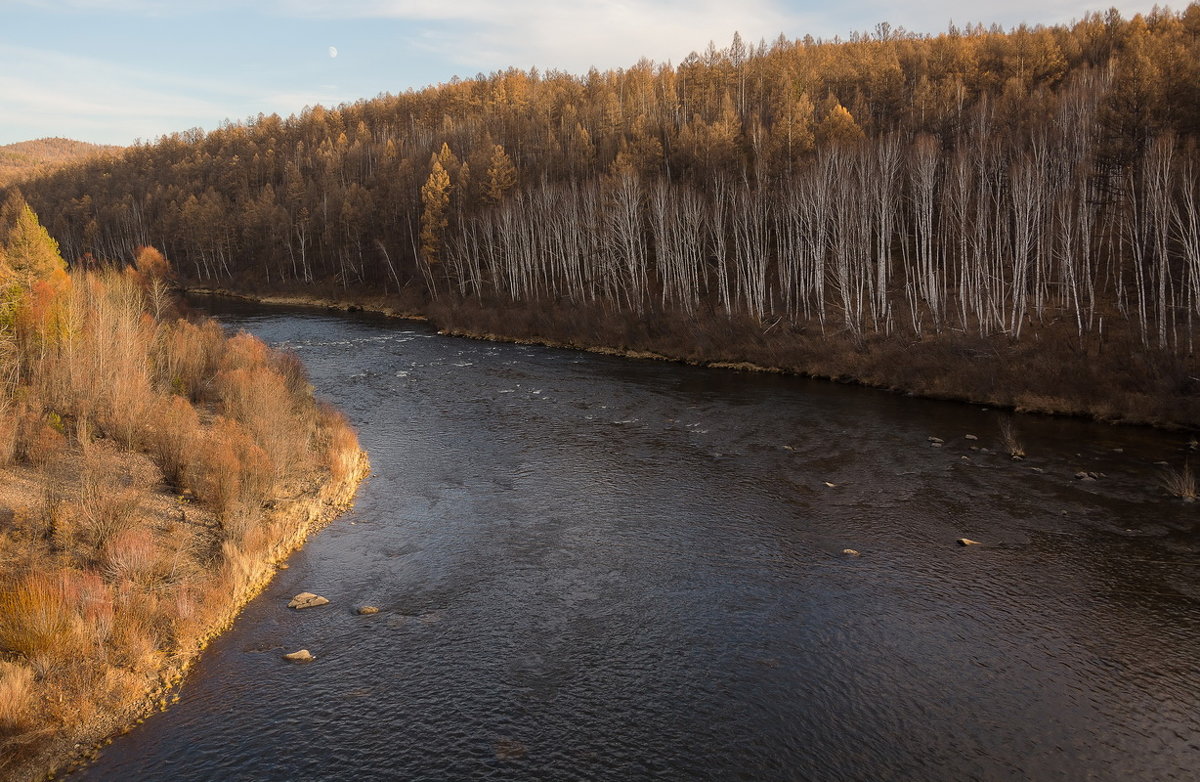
0 137 122 186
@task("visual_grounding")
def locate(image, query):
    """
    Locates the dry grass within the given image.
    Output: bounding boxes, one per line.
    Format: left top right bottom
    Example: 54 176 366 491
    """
0 661 34 732
998 419 1026 460
1160 461 1196 501
0 257 366 780
0 572 78 671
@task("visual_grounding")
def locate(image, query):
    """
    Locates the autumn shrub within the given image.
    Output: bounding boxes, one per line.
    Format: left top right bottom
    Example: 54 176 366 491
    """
156 318 225 399
316 403 361 483
21 417 66 468
186 434 242 519
62 571 113 651
218 331 270 373
145 394 200 487
272 349 311 397
0 661 35 733
74 456 142 550
97 370 155 449
213 366 308 479
0 572 80 671
107 602 160 674
103 529 162 584
185 417 273 522
0 402 16 466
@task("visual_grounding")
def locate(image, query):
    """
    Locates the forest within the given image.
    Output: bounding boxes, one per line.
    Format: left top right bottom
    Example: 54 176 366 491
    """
0 139 121 189
8 5 1200 424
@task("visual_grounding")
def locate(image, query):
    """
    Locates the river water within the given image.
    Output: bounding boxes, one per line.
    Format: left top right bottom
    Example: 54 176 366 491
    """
80 298 1198 781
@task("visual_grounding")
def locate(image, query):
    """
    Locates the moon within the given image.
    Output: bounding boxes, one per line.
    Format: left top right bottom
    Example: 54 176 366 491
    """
329 46 338 58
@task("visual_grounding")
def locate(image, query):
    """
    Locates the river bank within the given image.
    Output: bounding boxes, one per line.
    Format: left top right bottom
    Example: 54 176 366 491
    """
3 446 368 782
187 286 1200 431
0 264 371 782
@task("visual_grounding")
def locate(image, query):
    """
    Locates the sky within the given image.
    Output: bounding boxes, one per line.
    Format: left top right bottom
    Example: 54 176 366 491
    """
0 0 1172 146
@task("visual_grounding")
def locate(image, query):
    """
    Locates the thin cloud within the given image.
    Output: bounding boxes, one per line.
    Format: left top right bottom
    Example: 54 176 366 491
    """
0 45 335 144
267 0 1168 74
276 0 814 71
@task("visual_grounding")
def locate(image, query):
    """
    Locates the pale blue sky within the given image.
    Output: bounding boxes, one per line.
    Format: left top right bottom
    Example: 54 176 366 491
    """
0 0 1167 146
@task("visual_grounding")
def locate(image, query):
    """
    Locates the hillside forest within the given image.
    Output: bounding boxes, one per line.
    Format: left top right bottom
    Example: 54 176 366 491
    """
0 139 121 189
8 5 1200 424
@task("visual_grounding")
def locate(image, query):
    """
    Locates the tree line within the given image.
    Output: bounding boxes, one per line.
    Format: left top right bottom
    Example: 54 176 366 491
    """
9 5 1200 352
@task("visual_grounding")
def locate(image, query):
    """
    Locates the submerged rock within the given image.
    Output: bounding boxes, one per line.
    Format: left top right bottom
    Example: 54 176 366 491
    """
493 739 528 760
965 434 979 441
283 649 314 662
956 538 982 546
356 605 381 615
841 549 861 557
289 592 330 610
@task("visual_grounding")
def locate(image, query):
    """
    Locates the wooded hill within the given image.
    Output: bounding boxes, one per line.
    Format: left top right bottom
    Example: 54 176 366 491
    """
8 6 1200 423
0 139 121 188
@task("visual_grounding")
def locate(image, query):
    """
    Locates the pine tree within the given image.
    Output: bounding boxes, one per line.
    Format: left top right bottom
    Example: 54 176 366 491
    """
2 201 66 288
419 160 452 263
816 103 866 147
484 144 518 204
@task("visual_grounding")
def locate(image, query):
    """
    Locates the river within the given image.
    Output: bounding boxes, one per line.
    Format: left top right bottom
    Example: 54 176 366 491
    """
79 298 1199 781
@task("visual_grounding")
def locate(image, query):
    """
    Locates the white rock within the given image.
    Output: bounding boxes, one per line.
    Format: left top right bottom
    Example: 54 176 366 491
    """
288 592 330 610
283 649 314 661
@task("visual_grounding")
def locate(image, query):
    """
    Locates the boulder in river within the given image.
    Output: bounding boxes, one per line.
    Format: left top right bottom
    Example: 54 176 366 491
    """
289 592 330 610
356 605 381 615
841 549 861 557
956 538 982 546
283 649 314 662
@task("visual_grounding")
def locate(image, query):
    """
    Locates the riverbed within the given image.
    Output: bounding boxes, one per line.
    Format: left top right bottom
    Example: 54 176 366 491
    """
79 298 1199 781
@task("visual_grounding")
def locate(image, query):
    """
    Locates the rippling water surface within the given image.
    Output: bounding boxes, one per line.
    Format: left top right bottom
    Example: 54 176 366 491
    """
81 298 1199 781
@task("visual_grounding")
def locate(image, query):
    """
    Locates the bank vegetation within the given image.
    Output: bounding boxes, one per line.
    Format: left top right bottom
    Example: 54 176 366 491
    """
0 197 367 780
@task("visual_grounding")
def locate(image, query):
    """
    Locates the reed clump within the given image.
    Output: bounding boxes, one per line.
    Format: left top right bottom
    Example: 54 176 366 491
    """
1159 461 1196 502
0 234 367 780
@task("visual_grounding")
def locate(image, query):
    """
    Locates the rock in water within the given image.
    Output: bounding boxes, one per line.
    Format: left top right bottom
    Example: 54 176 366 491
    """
957 538 982 546
356 605 380 615
288 592 330 610
842 549 861 557
283 649 314 661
